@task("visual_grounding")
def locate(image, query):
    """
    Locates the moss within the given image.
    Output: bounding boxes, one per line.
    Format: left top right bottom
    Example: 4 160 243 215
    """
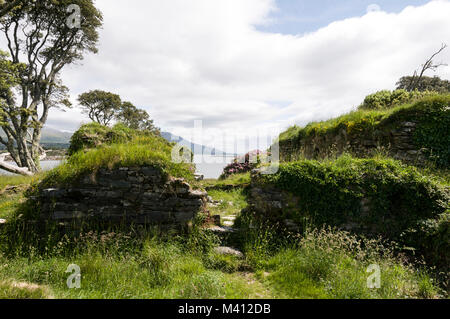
37 136 194 189
68 122 152 155
278 95 450 168
257 155 449 267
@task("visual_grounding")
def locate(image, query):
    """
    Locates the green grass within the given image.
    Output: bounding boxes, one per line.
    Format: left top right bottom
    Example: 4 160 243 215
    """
0 164 445 299
0 235 270 299
0 174 44 220
207 188 248 220
278 94 449 143
239 220 442 299
39 135 194 188
0 174 42 191
197 172 251 190
278 95 450 167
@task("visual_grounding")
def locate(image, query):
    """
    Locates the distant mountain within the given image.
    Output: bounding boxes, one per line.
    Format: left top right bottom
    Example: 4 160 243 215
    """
0 127 72 144
161 131 234 156
40 127 73 144
1 127 234 156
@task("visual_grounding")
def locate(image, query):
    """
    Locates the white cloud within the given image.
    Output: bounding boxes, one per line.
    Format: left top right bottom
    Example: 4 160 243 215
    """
50 0 450 152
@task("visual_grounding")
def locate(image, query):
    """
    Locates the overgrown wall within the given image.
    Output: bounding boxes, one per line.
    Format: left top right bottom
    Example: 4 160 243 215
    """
38 167 207 225
248 159 449 269
279 121 425 164
278 96 450 167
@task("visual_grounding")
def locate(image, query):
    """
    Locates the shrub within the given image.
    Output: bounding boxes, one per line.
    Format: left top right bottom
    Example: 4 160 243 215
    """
68 122 148 155
411 95 450 167
256 155 449 267
359 89 437 110
220 150 267 179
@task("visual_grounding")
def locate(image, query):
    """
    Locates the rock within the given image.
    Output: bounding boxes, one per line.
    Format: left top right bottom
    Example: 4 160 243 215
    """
214 246 244 258
207 225 236 234
189 190 207 198
194 174 204 181
223 220 234 227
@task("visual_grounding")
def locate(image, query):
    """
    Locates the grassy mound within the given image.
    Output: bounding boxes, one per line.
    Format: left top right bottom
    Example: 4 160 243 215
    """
68 122 156 155
39 125 194 188
256 155 449 268
278 95 450 167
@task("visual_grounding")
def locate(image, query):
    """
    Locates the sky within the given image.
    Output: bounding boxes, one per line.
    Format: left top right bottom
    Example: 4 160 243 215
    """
45 0 450 153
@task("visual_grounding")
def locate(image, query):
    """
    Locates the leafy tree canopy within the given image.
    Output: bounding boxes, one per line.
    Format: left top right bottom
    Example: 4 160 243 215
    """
78 90 122 126
396 76 450 93
0 0 103 174
116 101 160 135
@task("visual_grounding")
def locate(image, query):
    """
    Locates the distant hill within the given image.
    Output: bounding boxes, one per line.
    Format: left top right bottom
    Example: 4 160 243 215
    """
1 127 234 155
161 131 233 156
0 127 72 144
0 127 72 150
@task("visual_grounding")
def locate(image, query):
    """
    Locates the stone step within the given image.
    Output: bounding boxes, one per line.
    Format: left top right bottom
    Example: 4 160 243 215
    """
223 220 234 227
207 225 236 234
214 246 244 258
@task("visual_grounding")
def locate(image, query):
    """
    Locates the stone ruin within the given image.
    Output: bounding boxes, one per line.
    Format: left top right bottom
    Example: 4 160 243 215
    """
38 166 207 226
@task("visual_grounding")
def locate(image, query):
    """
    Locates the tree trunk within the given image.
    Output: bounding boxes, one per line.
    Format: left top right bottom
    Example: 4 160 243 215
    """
0 152 33 176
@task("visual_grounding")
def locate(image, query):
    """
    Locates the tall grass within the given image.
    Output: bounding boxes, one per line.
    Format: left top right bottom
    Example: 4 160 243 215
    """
236 212 443 299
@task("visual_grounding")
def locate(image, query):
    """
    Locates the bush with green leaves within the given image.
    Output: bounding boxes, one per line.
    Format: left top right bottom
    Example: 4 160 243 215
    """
359 89 437 110
256 155 449 268
68 122 142 155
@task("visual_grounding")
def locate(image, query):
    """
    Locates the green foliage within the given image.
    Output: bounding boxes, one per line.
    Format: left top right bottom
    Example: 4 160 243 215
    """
0 174 42 191
198 172 251 190
45 133 194 188
260 229 440 299
0 221 269 299
77 90 122 126
359 89 437 110
116 101 160 134
258 155 449 249
278 94 450 168
397 76 450 93
400 212 449 271
0 177 444 299
411 96 450 167
0 0 103 172
68 122 139 155
206 188 248 220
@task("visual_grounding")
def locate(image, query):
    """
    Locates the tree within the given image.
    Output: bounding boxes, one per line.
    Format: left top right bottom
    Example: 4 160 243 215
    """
0 0 23 18
78 90 122 126
116 101 160 135
0 0 102 175
396 75 450 93
402 44 448 91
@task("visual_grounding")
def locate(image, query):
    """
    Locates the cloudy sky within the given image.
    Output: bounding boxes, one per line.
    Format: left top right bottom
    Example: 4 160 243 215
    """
49 0 450 152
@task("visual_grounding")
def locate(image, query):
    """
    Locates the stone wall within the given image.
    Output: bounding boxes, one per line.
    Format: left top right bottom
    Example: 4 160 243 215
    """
38 167 207 225
279 121 427 165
